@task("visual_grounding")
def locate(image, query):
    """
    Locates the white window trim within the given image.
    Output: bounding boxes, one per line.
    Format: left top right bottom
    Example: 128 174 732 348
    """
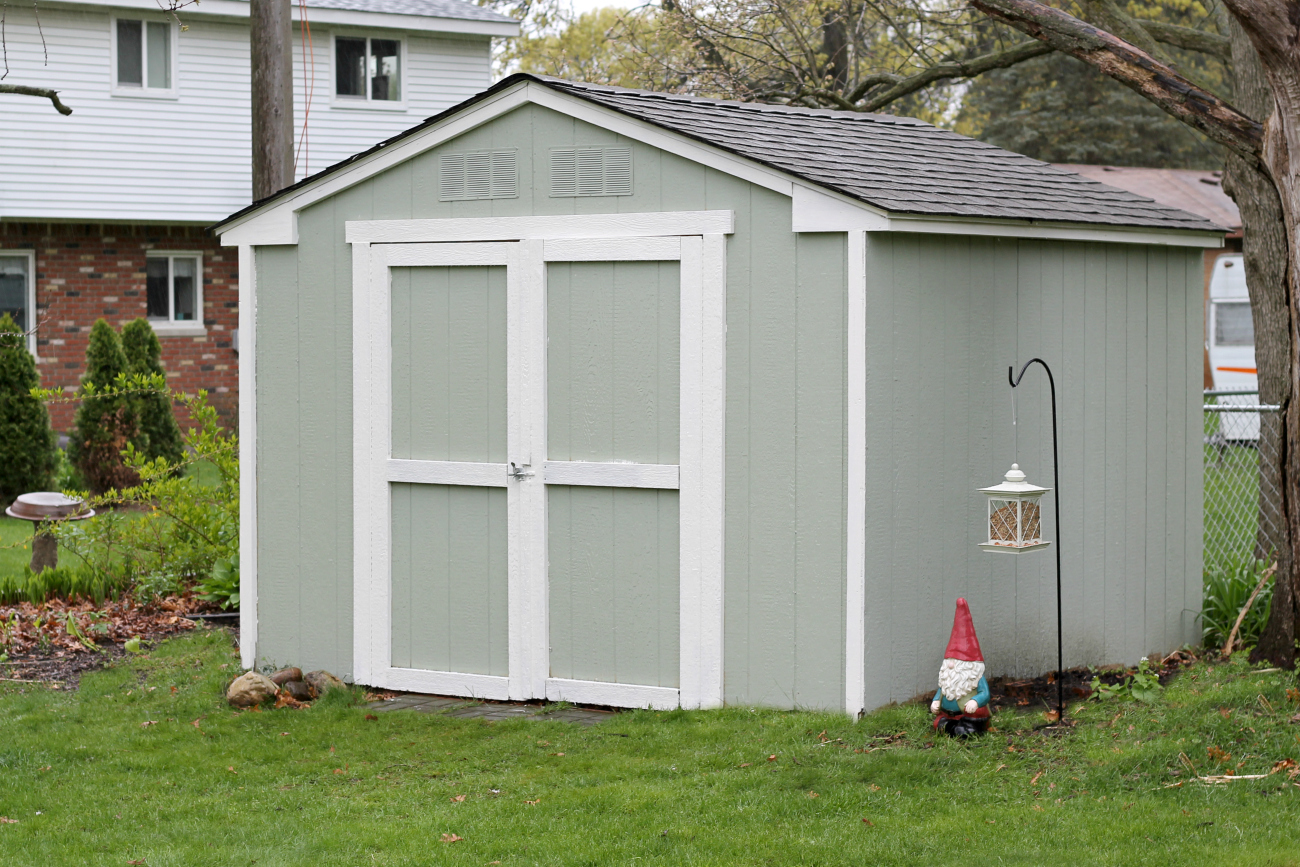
144 251 206 336
0 249 38 356
110 14 180 99
328 31 408 111
349 211 730 710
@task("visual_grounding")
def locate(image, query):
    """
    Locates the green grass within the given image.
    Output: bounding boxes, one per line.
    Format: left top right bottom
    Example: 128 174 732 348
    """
0 516 37 577
0 632 1298 864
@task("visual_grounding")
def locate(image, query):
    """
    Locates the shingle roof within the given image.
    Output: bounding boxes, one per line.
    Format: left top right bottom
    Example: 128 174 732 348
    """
305 0 514 23
215 74 1225 234
539 78 1222 233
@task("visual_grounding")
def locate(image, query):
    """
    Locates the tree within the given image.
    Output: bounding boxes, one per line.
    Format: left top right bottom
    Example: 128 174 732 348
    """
70 319 141 495
122 318 184 466
0 314 57 503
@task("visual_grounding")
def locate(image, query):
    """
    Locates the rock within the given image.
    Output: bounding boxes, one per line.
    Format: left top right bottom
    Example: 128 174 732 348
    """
270 667 303 686
227 671 278 707
283 680 314 702
304 670 346 695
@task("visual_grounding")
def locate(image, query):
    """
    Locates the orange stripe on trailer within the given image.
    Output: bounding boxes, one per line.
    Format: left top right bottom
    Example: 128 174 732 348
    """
1216 366 1258 374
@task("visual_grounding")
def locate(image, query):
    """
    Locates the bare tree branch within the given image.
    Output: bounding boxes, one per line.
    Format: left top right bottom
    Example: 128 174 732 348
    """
969 0 1261 163
1144 20 1232 61
856 38 1051 110
0 82 70 114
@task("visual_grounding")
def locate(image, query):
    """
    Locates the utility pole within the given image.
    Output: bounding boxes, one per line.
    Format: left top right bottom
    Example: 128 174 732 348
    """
250 0 295 200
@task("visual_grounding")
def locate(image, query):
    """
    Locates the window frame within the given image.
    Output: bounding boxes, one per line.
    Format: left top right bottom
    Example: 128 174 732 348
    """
329 31 408 111
110 14 180 99
144 251 206 336
0 249 38 356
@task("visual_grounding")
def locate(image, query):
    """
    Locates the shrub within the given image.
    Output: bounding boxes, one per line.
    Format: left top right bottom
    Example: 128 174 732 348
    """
0 564 127 605
1202 556 1275 650
0 313 57 503
121 318 183 466
55 389 237 597
69 319 141 494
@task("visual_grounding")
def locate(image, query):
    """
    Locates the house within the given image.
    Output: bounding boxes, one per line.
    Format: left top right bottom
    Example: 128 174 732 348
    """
1053 164 1244 390
215 75 1223 714
0 0 516 427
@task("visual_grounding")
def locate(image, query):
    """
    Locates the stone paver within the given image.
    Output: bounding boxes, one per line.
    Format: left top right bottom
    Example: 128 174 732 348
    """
367 693 617 725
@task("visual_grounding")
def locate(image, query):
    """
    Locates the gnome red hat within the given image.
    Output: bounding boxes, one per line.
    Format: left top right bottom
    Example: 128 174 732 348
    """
944 598 984 662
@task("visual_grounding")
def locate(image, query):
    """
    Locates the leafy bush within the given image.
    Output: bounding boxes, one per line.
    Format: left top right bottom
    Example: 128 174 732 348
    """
0 564 128 605
198 553 239 610
122 318 184 466
1202 556 1274 650
69 320 141 494
1089 657 1164 703
54 388 237 598
0 313 57 503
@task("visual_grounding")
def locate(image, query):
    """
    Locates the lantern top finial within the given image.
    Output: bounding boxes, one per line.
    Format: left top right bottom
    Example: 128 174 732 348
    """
979 463 1050 496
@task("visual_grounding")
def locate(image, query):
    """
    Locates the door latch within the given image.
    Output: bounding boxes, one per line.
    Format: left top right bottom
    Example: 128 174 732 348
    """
508 462 535 481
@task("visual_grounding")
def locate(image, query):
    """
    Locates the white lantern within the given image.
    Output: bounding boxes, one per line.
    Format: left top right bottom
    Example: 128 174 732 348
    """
978 463 1051 553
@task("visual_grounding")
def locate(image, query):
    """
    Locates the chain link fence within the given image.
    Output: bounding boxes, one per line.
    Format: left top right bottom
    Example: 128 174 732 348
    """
1204 391 1285 577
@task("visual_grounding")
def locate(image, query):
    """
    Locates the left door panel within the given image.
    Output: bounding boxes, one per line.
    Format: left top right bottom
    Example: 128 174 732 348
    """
389 265 509 677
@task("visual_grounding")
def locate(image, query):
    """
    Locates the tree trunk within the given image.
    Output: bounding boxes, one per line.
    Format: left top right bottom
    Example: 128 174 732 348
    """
1220 0 1300 668
1219 18 1292 615
250 0 295 200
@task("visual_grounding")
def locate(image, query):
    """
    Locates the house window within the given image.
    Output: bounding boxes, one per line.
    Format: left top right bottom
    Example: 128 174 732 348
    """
146 254 203 331
335 35 402 103
114 18 175 94
0 252 36 354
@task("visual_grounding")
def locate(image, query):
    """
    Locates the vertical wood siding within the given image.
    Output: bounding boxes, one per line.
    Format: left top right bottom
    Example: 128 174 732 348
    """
253 105 848 705
859 235 1203 711
0 6 490 222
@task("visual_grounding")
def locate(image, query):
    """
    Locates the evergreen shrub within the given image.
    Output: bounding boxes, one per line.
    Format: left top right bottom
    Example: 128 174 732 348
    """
0 313 58 503
69 319 141 494
122 318 183 465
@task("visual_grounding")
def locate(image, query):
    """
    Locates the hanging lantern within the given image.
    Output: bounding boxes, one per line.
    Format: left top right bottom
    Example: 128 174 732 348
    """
978 464 1051 553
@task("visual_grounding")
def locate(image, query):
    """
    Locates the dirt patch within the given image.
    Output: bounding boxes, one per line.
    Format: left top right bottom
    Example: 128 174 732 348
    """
986 649 1197 714
0 593 229 690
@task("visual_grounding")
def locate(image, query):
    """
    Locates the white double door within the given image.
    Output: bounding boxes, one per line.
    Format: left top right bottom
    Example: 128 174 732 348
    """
351 216 727 710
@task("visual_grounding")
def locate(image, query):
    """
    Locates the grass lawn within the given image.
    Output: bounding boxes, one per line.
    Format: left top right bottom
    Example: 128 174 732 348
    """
0 516 37 576
0 632 1298 865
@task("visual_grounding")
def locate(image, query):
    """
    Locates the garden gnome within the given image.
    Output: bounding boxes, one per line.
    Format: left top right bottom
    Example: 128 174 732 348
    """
930 598 991 737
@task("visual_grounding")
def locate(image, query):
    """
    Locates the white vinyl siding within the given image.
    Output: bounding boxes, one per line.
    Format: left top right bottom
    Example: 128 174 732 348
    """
0 5 492 223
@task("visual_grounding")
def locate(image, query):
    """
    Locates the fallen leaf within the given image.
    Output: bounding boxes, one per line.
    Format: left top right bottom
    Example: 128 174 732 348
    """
280 732 290 736
524 799 540 806
128 861 147 866
767 755 777 762
451 794 466 803
869 784 881 792
1219 707 1233 720
170 686 177 694
439 833 463 843
0 817 17 824
191 718 204 728
333 769 344 775
551 752 565 757
862 819 875 826
1029 770 1043 785
994 764 1007 772
365 714 378 722
1032 805 1044 812
985 820 996 825
738 762 751 768
227 766 237 774
807 791 819 798
140 720 157 728
1270 758 1297 775
37 766 50 772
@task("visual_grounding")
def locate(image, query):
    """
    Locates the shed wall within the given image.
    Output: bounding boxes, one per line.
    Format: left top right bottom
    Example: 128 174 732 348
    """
252 104 848 708
859 234 1203 710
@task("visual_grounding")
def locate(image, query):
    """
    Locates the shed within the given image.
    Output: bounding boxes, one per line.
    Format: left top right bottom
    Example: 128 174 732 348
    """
215 74 1222 715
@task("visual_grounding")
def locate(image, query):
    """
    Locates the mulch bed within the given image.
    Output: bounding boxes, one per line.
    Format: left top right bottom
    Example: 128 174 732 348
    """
0 593 229 689
985 648 1198 714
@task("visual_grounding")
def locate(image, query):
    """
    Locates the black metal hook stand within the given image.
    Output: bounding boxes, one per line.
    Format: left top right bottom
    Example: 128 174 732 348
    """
1008 358 1064 723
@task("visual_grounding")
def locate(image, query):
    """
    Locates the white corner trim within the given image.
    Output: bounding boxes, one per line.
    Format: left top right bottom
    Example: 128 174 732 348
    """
237 244 258 670
543 461 680 489
545 678 680 710
351 240 378 685
345 211 735 244
845 231 867 718
793 184 889 232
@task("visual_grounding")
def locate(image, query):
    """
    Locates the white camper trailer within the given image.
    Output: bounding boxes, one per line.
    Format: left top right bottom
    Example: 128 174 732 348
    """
1207 254 1258 440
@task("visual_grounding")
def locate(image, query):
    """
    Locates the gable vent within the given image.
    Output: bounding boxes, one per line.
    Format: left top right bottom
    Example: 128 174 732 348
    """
439 150 518 201
550 147 633 197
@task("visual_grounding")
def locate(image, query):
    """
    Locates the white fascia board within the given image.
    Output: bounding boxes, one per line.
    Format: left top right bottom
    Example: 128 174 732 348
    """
886 214 1224 248
45 0 517 37
792 184 888 232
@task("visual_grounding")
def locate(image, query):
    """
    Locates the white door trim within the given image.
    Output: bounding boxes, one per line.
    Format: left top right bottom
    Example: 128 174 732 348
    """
351 213 730 710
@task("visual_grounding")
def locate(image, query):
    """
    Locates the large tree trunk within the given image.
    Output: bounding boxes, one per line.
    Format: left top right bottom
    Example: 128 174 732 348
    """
1220 18 1294 661
1220 0 1300 668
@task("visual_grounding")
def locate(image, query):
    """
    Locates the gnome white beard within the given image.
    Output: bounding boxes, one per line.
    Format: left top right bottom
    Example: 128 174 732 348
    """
937 659 985 702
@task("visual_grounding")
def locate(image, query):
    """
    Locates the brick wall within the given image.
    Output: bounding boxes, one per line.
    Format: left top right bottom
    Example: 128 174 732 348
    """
0 222 238 431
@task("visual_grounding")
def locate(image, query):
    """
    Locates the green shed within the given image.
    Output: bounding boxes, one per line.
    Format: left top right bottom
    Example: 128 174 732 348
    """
215 75 1223 715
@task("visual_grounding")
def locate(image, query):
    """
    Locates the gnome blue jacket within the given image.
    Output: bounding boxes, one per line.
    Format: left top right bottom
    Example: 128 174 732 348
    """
932 676 990 714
